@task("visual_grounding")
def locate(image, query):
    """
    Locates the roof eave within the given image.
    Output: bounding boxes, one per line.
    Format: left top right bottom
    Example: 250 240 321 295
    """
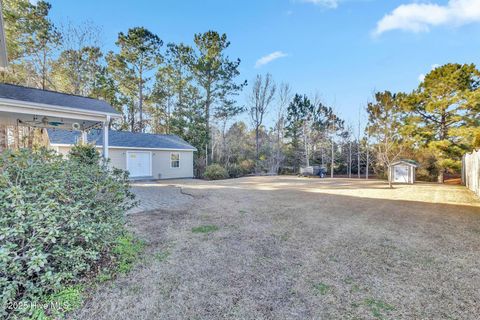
50 143 196 151
391 160 418 168
0 97 121 119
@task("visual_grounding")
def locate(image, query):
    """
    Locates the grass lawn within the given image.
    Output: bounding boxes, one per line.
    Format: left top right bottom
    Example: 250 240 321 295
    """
71 177 480 320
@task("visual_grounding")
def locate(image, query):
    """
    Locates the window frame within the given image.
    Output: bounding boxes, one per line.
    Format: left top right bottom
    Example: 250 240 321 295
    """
170 152 180 168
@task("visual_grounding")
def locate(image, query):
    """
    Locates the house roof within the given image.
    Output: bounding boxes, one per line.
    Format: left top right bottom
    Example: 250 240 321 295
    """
0 83 120 115
391 160 419 168
48 129 197 151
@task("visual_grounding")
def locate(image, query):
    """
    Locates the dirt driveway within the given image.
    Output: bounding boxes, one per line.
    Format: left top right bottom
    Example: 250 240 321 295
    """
73 177 480 320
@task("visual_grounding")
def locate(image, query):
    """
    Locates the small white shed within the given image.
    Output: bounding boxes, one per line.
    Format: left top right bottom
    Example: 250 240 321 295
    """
389 160 418 184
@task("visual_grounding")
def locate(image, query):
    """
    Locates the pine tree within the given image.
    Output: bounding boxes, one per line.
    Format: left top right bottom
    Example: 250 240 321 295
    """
189 31 246 164
107 27 163 132
403 63 480 182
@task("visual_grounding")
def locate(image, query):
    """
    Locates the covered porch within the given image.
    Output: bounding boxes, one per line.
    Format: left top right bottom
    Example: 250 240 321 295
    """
0 83 121 157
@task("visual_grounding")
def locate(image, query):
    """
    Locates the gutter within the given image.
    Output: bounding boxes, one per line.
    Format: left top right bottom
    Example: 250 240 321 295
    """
0 97 122 119
51 143 197 152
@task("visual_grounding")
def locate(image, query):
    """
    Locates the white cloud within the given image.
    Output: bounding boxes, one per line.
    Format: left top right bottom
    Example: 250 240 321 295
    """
255 51 288 68
374 0 480 36
418 64 441 82
302 0 340 8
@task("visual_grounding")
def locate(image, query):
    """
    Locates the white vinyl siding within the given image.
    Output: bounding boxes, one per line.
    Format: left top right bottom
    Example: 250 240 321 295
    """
55 146 194 179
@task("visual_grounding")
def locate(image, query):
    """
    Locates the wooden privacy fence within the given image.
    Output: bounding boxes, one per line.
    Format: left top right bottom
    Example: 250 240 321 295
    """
462 150 480 197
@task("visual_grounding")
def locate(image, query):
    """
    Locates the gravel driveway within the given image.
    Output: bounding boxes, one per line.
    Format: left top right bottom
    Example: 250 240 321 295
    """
73 177 480 320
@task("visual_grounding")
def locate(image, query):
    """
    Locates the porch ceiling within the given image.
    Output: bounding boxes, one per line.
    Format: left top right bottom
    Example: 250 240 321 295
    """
0 110 103 131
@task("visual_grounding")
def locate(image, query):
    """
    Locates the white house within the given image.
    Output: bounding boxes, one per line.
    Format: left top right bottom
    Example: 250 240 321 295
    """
0 83 120 155
0 83 196 180
48 129 196 180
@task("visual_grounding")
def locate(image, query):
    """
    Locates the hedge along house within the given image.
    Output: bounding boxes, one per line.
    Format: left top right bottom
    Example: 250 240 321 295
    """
389 160 419 184
48 129 196 180
0 83 120 155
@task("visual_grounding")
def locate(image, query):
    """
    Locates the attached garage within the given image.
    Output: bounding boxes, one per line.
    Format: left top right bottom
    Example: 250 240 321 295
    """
389 160 418 184
48 129 196 180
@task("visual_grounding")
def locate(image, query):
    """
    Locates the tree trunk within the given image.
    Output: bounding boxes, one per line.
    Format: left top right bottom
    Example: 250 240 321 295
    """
348 141 352 178
358 143 361 179
275 122 282 175
331 136 334 178
166 97 171 134
130 108 135 132
388 166 393 188
366 145 369 180
438 170 444 184
304 125 309 167
138 68 144 133
42 48 47 90
255 126 260 162
205 86 211 165
221 120 227 164
211 130 215 163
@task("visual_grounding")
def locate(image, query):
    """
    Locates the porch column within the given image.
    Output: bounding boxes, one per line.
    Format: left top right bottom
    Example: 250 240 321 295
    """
81 130 88 144
103 116 110 159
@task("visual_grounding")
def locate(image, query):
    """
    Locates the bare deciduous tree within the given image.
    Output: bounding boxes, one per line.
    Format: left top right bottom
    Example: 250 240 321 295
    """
367 91 405 188
269 82 291 173
248 73 276 169
53 21 103 96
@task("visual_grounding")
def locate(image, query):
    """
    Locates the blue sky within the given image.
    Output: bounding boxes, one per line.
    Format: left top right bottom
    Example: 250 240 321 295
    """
47 0 480 127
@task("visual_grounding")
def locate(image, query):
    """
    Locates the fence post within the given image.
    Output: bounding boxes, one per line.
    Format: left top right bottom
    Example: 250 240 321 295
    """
463 150 480 197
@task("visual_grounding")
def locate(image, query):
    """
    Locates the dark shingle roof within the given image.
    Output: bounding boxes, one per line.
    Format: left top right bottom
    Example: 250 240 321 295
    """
48 129 197 151
0 83 119 115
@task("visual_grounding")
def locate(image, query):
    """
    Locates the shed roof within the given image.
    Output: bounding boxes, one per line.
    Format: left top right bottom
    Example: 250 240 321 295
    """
48 129 197 151
391 160 419 168
0 83 119 115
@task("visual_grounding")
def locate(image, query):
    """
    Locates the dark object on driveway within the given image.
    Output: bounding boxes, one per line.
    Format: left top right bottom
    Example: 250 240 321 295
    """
300 166 327 178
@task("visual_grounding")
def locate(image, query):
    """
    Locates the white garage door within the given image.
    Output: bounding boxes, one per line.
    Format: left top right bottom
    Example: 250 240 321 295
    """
127 151 152 178
393 165 409 183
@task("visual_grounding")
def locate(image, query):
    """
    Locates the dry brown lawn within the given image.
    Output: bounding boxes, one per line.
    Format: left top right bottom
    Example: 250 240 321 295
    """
72 177 480 320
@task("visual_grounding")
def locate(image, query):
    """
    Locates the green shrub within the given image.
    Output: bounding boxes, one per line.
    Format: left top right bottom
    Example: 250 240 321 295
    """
204 164 228 180
226 163 243 178
69 143 101 165
0 147 136 318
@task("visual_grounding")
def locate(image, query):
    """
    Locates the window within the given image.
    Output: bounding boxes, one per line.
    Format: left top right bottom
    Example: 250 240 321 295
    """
171 153 180 168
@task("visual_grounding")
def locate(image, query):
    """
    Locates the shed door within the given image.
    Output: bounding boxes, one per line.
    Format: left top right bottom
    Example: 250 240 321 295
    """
393 165 409 183
127 151 152 177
